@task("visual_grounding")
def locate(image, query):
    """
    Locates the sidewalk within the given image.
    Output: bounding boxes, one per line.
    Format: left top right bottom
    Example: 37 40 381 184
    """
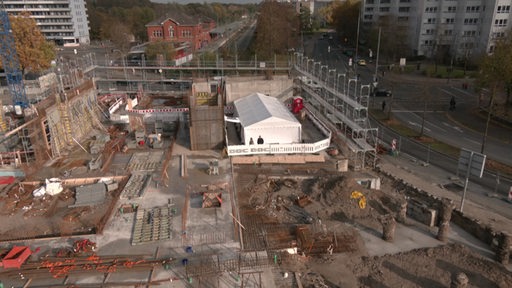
377 153 512 236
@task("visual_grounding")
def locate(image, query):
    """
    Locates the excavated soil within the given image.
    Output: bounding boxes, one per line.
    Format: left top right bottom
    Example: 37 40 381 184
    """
235 164 512 287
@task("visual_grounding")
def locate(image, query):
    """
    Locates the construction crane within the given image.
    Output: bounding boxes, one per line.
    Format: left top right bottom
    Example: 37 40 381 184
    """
0 1 28 116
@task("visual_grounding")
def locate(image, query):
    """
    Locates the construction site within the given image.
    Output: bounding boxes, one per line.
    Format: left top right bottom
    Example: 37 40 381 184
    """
0 15 507 284
0 53 509 287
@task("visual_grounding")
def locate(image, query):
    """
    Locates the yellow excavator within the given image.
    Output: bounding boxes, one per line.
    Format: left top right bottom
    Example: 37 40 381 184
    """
351 191 367 209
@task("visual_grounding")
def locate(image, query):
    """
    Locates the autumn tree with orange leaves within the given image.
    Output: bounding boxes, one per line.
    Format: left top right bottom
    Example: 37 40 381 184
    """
4 11 56 76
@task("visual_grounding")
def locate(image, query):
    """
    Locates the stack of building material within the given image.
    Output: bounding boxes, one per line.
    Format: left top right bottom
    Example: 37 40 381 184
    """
70 183 107 207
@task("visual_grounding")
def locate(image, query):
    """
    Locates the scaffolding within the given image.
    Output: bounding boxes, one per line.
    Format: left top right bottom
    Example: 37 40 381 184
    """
293 55 378 170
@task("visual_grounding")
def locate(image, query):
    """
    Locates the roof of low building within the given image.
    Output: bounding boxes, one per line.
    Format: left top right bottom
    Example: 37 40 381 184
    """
146 11 211 27
234 93 299 128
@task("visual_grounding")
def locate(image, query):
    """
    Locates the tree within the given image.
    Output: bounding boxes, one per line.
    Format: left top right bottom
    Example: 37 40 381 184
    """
366 15 409 63
7 12 55 76
299 6 312 32
254 1 299 60
331 0 360 47
475 35 512 152
101 20 133 52
145 40 176 65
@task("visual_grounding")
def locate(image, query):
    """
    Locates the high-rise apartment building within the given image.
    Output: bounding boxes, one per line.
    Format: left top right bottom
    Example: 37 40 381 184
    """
3 0 90 45
362 0 511 59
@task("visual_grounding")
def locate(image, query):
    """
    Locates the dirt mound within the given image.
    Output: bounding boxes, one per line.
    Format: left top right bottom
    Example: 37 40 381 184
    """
353 243 512 288
301 175 405 229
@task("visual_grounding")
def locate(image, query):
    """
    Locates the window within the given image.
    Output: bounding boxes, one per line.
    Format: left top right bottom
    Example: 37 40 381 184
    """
400 0 411 2
464 18 478 25
466 6 480 13
427 18 436 24
447 6 456 13
366 0 375 4
399 7 410 13
444 30 452 36
446 18 455 24
493 32 506 39
425 7 437 13
364 15 374 20
494 19 508 27
169 26 175 38
497 5 511 13
152 30 162 38
425 29 435 35
365 7 374 12
463 30 476 37
380 0 390 3
424 40 434 45
398 16 409 22
181 30 192 38
380 7 390 12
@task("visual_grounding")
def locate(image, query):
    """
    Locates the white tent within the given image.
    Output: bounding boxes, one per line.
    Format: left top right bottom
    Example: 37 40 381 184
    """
234 93 302 145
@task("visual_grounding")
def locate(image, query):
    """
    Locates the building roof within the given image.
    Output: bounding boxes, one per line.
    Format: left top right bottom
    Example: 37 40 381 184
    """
234 93 300 128
146 11 202 27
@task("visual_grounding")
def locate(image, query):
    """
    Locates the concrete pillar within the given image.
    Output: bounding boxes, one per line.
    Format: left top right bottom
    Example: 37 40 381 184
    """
381 214 396 242
450 272 468 288
397 201 407 223
437 199 455 242
496 232 511 265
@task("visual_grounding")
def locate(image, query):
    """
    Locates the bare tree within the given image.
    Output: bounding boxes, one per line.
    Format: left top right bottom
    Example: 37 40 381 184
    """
476 35 512 152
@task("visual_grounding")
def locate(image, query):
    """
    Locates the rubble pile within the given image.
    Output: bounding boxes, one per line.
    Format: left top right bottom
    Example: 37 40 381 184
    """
352 244 512 287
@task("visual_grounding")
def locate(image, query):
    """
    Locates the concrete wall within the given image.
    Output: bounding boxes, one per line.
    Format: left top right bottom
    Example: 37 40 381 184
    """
45 81 100 157
225 75 293 104
378 168 507 256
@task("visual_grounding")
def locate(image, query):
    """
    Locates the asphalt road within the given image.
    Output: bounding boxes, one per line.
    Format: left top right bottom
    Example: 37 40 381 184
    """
306 33 512 167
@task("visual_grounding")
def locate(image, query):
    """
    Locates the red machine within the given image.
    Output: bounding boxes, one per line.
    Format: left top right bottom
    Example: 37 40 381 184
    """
0 246 36 269
292 97 304 114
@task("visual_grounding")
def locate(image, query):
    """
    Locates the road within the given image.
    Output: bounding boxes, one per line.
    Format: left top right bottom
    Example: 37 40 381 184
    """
307 33 512 167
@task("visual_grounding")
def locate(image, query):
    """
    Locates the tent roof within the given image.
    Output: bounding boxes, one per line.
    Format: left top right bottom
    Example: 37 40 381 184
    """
234 93 299 128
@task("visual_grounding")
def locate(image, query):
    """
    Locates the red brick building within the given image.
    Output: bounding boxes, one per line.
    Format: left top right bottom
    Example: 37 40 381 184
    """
146 12 215 51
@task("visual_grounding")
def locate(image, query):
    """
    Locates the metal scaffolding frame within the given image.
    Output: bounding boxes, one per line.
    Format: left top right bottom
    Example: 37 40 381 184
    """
292 52 378 170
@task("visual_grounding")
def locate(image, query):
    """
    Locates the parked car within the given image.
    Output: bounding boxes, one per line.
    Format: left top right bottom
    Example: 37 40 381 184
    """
373 88 392 97
357 59 367 66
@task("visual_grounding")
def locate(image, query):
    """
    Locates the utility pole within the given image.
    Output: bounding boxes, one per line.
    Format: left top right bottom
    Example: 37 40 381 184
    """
419 85 428 137
481 83 497 154
354 4 361 76
374 27 381 86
